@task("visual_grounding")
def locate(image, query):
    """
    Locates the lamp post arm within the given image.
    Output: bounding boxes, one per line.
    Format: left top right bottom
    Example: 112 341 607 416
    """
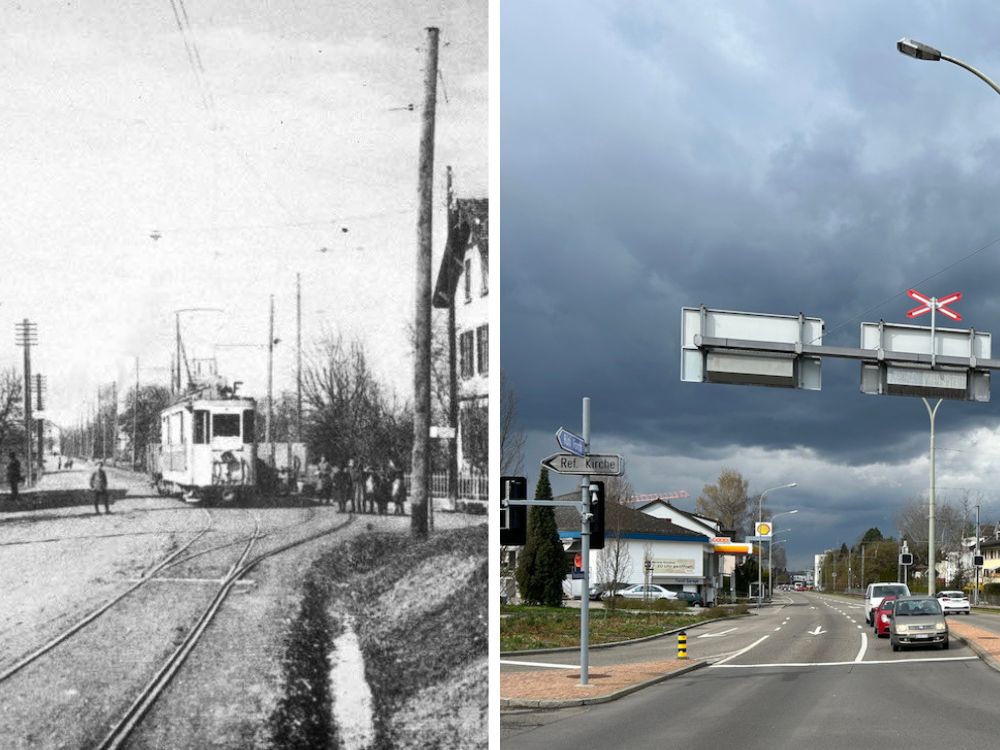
942 54 1000 98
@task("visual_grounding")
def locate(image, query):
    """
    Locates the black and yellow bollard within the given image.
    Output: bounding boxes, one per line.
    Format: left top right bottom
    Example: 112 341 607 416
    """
677 631 688 660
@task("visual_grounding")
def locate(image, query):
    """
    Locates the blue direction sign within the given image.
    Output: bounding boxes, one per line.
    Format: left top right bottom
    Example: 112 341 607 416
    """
556 427 587 457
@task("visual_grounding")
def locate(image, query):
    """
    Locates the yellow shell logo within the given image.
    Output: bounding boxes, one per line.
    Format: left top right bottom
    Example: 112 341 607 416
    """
757 522 772 536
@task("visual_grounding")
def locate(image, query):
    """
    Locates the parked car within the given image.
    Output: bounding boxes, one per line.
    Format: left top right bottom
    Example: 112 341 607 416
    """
793 584 805 592
604 584 678 601
874 595 898 638
936 590 971 615
589 582 627 601
889 596 949 651
864 582 911 624
675 591 704 607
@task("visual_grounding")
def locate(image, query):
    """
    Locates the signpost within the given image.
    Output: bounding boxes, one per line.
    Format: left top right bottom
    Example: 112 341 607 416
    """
556 427 587 457
541 452 624 476
504 398 620 686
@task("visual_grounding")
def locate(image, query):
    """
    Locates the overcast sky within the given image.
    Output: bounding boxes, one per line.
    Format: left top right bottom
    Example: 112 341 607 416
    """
500 2 1000 569
0 1 486 427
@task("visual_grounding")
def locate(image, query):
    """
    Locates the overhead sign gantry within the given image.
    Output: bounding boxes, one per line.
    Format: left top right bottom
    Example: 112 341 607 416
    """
681 302 993 402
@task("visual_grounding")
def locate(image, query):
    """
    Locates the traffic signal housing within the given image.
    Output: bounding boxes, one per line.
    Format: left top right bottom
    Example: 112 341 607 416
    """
589 481 605 550
500 475 527 546
899 552 913 567
974 554 985 567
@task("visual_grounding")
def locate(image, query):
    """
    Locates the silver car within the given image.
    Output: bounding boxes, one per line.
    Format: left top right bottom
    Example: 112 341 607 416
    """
890 596 949 651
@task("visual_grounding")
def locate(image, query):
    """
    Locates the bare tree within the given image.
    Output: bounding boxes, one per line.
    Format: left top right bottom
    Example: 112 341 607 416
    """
697 468 750 533
500 369 524 475
0 368 24 454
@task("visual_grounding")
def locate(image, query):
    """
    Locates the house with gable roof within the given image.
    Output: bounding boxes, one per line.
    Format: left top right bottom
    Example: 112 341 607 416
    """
551 493 721 604
430 184 488 505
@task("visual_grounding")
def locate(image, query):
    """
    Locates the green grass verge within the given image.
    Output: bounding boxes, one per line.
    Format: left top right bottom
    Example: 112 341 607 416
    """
500 604 747 651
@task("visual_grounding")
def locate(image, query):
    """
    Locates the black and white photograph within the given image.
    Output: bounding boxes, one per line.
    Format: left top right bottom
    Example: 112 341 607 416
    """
0 2 487 748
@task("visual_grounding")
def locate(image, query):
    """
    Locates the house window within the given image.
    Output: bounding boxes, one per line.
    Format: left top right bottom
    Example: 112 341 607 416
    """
460 330 474 378
476 324 488 375
464 258 472 303
480 248 488 296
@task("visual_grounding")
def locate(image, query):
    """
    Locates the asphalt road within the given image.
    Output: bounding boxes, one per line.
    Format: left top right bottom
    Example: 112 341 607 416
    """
501 591 998 749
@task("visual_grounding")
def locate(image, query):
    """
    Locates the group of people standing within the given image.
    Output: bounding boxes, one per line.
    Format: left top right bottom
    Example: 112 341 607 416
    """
315 456 406 515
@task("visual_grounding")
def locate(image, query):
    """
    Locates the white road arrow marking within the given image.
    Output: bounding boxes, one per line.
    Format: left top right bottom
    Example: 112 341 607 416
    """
807 626 826 636
698 627 738 639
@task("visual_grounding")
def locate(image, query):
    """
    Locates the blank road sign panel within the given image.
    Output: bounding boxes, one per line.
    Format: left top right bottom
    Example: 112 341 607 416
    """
681 307 823 390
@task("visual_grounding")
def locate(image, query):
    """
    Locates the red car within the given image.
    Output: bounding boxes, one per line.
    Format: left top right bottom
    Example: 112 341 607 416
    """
874 595 899 638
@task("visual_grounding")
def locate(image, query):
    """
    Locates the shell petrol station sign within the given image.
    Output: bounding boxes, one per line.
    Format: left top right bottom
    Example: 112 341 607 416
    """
755 521 773 539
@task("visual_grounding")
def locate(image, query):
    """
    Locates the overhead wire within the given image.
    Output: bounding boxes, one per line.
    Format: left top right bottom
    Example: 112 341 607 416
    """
809 230 1000 345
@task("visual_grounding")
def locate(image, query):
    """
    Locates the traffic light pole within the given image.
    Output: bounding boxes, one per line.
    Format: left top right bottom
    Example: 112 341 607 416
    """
579 397 591 685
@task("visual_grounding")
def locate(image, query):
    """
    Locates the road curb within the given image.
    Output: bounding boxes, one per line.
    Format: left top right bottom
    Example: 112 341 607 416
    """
500 660 707 709
952 632 1000 673
500 614 749 657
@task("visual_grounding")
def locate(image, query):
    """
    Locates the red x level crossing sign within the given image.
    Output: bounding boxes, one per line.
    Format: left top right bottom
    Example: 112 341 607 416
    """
906 288 962 322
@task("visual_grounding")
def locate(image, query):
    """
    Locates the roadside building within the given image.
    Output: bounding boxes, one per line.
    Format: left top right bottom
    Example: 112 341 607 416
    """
552 494 718 604
431 191 488 508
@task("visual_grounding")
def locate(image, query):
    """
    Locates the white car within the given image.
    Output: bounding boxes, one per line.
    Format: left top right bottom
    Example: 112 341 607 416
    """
603 584 678 601
864 582 911 624
936 590 971 615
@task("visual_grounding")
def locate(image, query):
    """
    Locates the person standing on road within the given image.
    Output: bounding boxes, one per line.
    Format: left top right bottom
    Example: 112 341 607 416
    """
388 459 406 515
317 455 333 505
90 460 110 514
348 458 363 513
6 451 23 502
332 463 350 513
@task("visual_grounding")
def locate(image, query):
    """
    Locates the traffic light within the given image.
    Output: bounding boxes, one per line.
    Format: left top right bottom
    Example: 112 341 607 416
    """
589 481 605 550
974 554 985 567
899 552 913 566
500 476 527 546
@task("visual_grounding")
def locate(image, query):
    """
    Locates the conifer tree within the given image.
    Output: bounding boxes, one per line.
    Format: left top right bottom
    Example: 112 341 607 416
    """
515 468 569 606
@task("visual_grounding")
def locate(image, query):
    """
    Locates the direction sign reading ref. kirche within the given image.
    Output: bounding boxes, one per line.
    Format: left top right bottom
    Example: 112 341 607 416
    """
541 452 624 476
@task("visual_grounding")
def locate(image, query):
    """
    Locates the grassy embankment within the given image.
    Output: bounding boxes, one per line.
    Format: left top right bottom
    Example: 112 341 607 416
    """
501 602 748 651
269 523 487 750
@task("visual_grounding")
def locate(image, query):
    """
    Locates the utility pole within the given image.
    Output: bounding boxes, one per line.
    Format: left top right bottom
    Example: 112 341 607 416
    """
266 294 275 466
175 312 182 394
111 380 117 465
446 166 459 513
35 373 46 475
410 26 439 538
975 504 981 606
133 358 139 469
296 273 302 442
15 320 37 486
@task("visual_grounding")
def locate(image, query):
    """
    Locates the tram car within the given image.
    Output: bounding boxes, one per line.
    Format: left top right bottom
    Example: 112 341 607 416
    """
152 394 258 503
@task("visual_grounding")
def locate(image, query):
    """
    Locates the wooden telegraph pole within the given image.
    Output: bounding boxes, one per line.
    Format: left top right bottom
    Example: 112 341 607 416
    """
411 26 439 538
15 320 37 486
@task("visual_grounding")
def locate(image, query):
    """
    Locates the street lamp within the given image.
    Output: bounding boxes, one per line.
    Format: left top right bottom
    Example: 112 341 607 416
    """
757 482 797 607
897 39 1000 594
897 38 1000 96
768 510 798 597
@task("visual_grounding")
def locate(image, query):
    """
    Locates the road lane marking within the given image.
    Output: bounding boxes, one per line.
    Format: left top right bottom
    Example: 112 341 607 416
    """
499 660 578 669
697 627 737 639
774 627 781 631
807 626 826 635
711 656 976 669
855 632 868 662
712 634 769 666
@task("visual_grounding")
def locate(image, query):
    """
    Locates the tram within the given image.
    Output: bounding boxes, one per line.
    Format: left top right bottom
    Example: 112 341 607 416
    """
151 386 258 503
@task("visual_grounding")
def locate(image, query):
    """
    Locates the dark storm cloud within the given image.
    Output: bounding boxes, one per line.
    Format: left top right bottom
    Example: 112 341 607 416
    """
500 2 1000 567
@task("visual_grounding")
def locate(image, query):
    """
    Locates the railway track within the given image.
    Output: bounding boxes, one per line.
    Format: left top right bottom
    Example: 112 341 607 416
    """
0 503 353 748
98 513 355 749
0 503 321 684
